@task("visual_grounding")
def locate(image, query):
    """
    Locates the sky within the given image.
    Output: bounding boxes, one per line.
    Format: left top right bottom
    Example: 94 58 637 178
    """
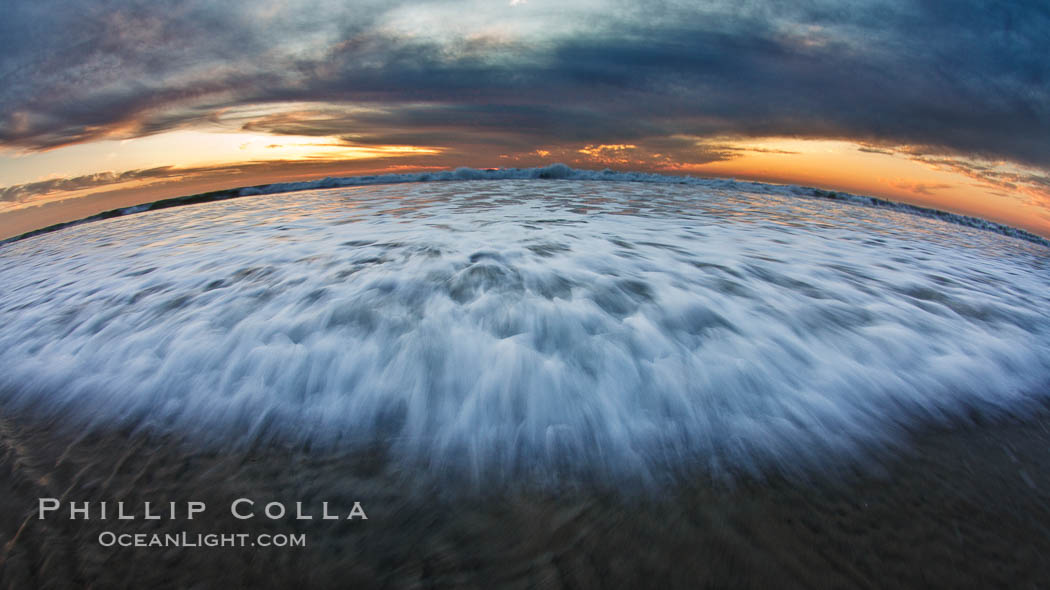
1 0 1048 239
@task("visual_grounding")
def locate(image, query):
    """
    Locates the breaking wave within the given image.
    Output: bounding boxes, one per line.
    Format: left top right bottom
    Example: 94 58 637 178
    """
1 178 1048 487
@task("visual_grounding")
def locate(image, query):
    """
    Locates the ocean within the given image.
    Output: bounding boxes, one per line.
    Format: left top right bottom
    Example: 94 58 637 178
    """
1 174 1048 489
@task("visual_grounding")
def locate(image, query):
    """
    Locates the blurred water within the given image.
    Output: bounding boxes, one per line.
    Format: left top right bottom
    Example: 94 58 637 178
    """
1 179 1048 486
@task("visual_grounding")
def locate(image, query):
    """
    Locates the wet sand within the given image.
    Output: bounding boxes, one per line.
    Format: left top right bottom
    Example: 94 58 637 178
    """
2 410 1050 589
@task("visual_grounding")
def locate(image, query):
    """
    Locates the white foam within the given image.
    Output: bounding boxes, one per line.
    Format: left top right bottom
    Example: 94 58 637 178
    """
1 179 1048 486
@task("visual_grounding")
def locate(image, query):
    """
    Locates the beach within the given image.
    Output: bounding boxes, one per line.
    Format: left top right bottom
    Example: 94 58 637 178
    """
3 406 1049 589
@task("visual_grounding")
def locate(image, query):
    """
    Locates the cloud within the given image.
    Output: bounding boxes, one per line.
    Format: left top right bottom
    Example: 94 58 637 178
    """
889 180 953 196
0 157 454 211
857 146 896 156
0 0 1046 174
0 167 173 203
909 155 1050 208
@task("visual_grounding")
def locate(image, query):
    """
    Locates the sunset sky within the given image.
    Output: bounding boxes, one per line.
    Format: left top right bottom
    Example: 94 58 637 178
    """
1 0 1048 239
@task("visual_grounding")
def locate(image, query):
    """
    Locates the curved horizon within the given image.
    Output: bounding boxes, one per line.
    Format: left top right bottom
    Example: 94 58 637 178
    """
3 164 1048 248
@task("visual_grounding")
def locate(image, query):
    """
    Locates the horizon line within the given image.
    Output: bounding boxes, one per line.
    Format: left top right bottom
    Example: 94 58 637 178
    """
2 164 1048 249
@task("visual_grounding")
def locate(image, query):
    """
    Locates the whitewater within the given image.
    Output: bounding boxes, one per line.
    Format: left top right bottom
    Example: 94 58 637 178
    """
1 172 1048 487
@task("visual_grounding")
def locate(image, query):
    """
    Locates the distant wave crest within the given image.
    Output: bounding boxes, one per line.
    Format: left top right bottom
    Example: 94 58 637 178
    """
4 164 1048 248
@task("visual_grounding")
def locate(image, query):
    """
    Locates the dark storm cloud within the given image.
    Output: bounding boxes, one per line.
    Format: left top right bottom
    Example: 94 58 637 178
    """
0 0 1047 167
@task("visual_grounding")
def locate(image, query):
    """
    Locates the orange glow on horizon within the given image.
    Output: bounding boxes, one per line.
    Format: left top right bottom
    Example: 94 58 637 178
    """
2 133 1049 241
651 138 1050 238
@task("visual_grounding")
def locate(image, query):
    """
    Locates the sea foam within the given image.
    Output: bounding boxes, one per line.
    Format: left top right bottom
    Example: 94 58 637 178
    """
1 179 1048 487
